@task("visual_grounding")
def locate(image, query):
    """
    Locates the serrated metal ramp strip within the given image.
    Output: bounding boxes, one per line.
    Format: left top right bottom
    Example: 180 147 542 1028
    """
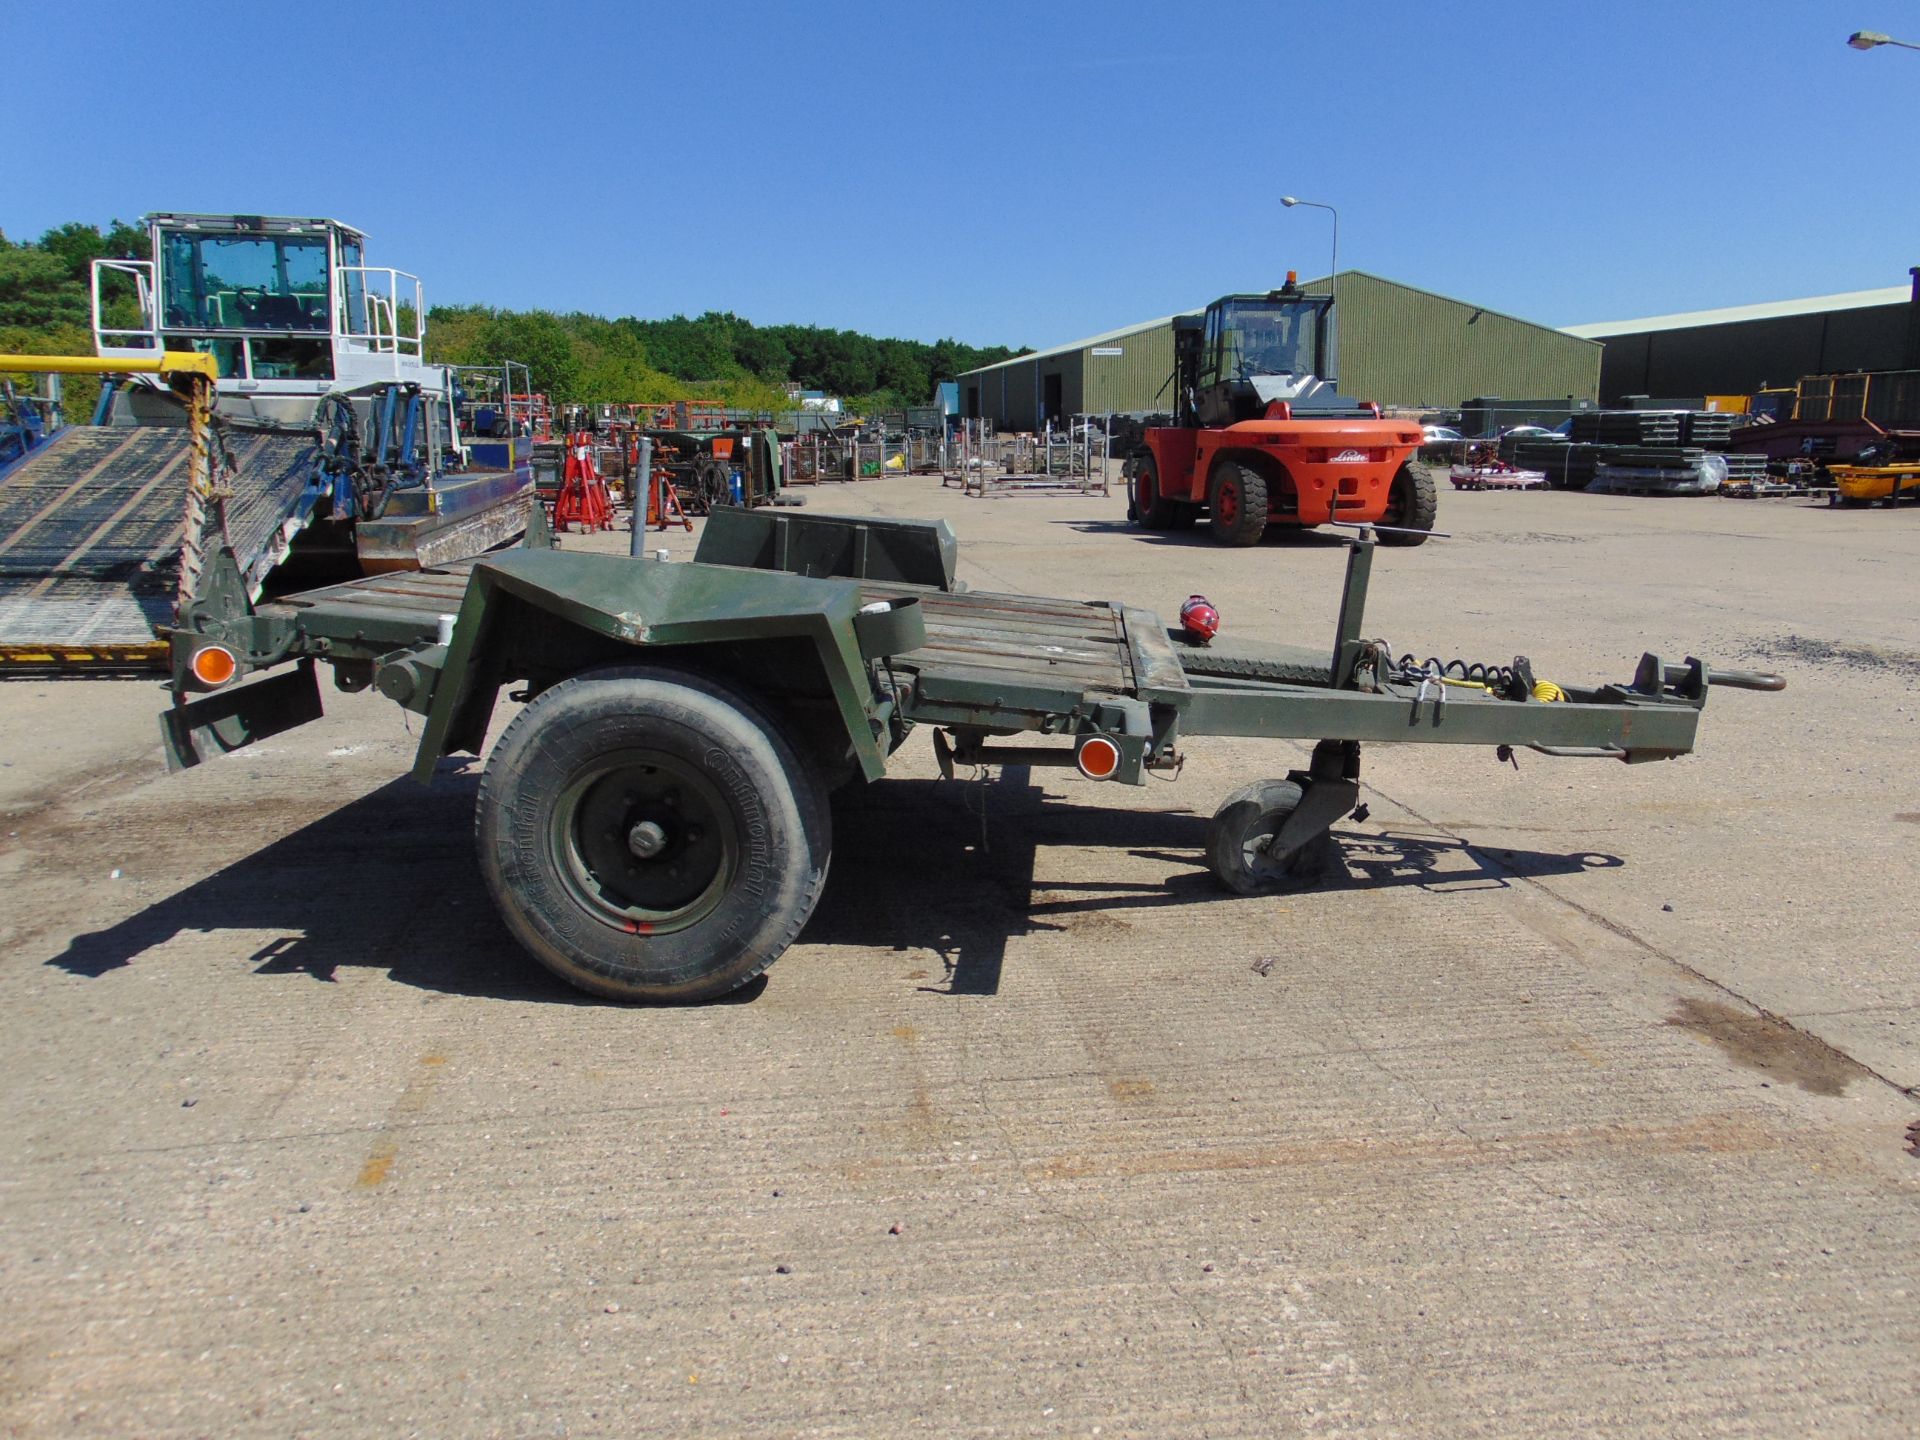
0 424 318 652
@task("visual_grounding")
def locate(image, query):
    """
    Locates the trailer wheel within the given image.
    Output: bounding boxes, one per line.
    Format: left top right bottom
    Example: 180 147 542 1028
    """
1129 454 1175 529
1205 779 1334 895
476 666 831 1002
1208 460 1268 546
1377 462 1437 546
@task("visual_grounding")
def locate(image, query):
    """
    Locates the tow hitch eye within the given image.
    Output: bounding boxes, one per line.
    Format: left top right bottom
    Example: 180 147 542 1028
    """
1076 735 1121 780
186 643 238 690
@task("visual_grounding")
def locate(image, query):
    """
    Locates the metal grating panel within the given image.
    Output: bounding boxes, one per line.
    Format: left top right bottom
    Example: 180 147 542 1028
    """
0 424 318 648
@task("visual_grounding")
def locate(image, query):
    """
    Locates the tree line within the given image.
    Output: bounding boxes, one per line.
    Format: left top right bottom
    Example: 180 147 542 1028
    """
0 220 1026 413
425 307 1025 412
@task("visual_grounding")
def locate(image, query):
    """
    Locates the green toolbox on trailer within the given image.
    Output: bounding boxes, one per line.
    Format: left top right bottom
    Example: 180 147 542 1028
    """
161 506 1783 1003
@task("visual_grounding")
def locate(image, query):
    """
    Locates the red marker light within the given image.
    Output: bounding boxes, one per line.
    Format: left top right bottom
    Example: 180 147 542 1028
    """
189 644 238 688
1076 735 1121 780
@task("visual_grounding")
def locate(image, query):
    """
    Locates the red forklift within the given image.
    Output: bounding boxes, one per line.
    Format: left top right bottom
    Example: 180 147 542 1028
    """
1127 275 1434 546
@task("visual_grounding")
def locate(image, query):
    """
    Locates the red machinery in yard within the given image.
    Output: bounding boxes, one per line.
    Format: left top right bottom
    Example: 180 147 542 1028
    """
1127 275 1433 546
553 432 614 532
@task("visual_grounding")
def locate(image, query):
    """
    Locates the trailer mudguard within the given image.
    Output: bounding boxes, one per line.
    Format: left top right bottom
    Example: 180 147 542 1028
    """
412 550 890 784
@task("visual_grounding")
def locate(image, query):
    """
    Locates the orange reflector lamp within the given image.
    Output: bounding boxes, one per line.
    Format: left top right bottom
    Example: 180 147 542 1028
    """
189 644 238 688
1075 735 1121 780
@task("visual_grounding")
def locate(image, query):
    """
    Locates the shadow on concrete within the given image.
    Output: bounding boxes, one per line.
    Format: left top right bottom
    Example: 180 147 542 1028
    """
44 764 1618 1005
43 766 603 1004
1049 517 1356 549
811 774 1621 998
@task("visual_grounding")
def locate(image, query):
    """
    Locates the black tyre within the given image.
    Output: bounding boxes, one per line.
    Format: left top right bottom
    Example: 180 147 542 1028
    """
1378 461 1437 546
1129 453 1174 529
476 665 831 1002
1205 779 1336 895
1208 460 1269 546
691 455 734 510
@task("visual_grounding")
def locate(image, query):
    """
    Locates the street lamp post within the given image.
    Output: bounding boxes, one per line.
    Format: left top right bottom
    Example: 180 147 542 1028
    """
1279 195 1339 310
1848 28 1920 50
1281 195 1339 378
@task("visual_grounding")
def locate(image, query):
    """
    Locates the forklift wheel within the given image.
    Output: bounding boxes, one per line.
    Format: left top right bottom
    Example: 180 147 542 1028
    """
1205 779 1335 895
1208 461 1269 546
476 665 831 1002
1129 455 1175 529
1377 462 1437 546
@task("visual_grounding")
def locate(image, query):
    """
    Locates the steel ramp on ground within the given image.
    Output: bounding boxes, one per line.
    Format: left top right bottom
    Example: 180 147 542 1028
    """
0 423 318 668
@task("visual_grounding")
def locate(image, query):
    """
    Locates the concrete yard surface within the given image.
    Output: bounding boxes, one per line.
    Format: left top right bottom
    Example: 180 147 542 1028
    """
2 474 1918 1436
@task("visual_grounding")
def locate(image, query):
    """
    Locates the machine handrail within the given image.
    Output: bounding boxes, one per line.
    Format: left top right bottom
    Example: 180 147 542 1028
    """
334 266 426 356
90 258 160 354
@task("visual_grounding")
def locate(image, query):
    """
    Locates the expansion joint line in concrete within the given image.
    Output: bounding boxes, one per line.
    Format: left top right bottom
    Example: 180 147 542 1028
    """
1354 776 1917 1104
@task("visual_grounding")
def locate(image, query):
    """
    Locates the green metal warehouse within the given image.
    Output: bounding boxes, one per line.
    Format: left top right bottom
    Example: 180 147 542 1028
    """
955 271 1600 429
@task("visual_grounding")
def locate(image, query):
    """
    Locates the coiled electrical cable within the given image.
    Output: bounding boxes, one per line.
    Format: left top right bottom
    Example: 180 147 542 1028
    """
1397 654 1519 689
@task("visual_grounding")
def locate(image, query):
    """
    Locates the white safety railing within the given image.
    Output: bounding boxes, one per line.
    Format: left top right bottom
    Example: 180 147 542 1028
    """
90 259 160 355
334 266 426 363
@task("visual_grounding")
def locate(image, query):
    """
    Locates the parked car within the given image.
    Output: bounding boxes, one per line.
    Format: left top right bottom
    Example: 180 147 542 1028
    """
1418 424 1465 462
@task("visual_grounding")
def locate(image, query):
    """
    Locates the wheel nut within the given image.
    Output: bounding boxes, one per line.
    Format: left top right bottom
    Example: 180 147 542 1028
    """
627 820 668 859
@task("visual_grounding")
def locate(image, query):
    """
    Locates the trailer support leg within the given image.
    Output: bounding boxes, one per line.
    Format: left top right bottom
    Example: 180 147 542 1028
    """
1272 739 1361 855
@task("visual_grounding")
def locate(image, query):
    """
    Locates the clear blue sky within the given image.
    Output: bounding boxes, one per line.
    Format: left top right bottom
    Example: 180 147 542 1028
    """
7 0 1913 350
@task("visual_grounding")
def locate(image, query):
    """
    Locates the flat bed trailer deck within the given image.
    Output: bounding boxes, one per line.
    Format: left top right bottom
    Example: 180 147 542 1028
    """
161 508 1781 1002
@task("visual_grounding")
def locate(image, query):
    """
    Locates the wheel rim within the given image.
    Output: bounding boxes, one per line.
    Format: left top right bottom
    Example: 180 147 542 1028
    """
549 748 739 934
1217 479 1239 527
1135 469 1156 513
1239 824 1299 882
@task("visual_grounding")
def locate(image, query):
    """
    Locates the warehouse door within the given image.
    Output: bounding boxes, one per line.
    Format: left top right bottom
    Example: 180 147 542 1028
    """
1043 373 1063 424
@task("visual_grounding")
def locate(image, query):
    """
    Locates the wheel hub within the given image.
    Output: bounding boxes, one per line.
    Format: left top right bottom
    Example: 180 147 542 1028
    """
554 753 737 929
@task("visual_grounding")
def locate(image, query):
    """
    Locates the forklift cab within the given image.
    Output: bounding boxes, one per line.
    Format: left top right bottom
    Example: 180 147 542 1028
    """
1189 282 1338 427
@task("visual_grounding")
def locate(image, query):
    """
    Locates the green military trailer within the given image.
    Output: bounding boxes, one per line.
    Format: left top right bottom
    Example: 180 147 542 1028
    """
161 508 1782 1002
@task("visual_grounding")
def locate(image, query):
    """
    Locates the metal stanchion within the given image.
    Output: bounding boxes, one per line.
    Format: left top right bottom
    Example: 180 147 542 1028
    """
630 436 653 556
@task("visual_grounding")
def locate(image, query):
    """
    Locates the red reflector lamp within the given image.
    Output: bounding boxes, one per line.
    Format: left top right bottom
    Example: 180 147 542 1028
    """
189 644 238 688
1179 595 1220 644
1075 735 1121 781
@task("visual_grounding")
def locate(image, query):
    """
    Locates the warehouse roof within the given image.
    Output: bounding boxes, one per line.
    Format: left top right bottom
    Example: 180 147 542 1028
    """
959 314 1183 376
1563 285 1910 339
957 269 1595 380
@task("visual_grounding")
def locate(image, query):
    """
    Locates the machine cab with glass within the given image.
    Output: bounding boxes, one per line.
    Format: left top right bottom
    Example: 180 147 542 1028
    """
93 213 440 425
1189 279 1346 427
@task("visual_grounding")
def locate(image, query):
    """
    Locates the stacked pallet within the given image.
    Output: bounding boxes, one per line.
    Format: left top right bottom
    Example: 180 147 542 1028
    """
1509 439 1602 490
1591 447 1720 495
1681 412 1735 448
1716 453 1784 496
1567 411 1684 446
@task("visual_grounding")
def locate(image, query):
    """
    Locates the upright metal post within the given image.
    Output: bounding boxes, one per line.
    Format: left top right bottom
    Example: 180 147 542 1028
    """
1330 535 1375 687
631 436 653 554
